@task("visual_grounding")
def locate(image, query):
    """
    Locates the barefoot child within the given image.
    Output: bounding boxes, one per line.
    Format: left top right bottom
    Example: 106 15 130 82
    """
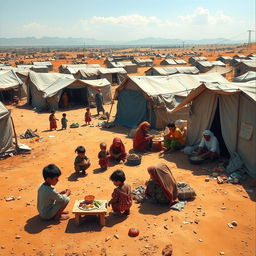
37 164 71 220
98 142 110 170
74 146 91 175
61 113 68 130
49 110 58 131
85 108 92 125
108 170 132 215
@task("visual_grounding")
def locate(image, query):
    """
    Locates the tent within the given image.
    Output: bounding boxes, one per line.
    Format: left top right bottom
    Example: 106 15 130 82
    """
160 59 177 65
0 70 26 103
171 81 256 177
145 66 199 76
59 64 101 74
114 73 228 129
75 67 127 85
0 101 14 154
233 71 256 82
195 61 225 73
27 71 112 111
234 60 256 76
106 61 137 73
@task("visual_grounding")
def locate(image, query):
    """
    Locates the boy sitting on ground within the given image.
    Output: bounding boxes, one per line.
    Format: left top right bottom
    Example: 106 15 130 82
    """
37 164 71 221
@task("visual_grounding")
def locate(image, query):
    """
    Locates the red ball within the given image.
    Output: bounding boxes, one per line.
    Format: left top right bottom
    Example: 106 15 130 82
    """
128 228 139 237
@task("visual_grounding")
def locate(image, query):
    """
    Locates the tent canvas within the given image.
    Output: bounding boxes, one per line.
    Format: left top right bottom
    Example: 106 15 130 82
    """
0 101 14 154
233 71 256 82
114 73 228 129
27 71 112 111
171 82 256 177
0 70 25 102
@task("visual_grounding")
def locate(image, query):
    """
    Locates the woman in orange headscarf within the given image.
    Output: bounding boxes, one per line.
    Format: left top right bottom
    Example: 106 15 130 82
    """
133 121 153 152
145 163 178 205
109 137 127 163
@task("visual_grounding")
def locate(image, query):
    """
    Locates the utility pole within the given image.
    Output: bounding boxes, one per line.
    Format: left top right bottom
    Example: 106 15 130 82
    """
247 30 255 49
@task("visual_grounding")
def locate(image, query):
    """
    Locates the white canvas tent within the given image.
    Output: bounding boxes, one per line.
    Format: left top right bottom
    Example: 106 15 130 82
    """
233 71 256 82
0 70 26 102
0 101 14 154
171 82 256 177
114 73 228 129
27 71 112 111
145 66 199 76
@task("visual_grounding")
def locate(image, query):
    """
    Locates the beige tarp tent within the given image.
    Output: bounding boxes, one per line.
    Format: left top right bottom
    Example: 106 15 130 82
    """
114 73 228 128
0 70 26 101
171 82 256 177
27 71 112 111
0 101 14 154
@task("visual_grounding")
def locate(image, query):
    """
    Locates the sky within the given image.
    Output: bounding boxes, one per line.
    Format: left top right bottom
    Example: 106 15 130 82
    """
0 0 255 41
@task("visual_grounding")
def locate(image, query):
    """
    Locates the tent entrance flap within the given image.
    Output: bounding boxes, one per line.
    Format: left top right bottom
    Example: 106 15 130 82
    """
115 89 147 128
60 87 89 107
112 73 118 84
0 89 16 103
210 100 230 158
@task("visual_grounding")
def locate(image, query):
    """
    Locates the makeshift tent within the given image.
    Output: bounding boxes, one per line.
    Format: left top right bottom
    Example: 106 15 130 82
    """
160 59 177 65
59 64 101 74
106 61 137 73
204 66 233 78
0 70 26 102
27 71 111 111
188 56 207 64
75 67 127 85
234 60 256 76
145 66 199 76
133 58 153 67
233 71 256 82
114 73 228 129
216 56 232 64
171 81 256 177
0 101 14 154
195 61 225 73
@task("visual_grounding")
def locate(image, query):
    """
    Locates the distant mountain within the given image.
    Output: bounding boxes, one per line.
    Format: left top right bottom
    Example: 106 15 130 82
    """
0 36 246 47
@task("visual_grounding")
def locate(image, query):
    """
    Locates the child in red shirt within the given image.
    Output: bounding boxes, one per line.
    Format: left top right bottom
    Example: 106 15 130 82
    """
85 108 91 125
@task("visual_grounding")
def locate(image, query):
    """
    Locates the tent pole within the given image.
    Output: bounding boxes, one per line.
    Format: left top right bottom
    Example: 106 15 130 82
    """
106 100 114 124
235 94 241 151
10 116 19 151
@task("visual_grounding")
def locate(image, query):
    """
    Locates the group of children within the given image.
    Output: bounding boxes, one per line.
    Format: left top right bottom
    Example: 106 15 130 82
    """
49 108 92 131
74 137 126 175
37 164 132 221
37 137 131 221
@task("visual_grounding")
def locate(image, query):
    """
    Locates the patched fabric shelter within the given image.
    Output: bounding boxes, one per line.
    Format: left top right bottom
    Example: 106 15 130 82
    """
233 71 256 82
26 71 112 111
145 66 199 76
0 70 26 102
171 82 256 177
0 101 14 154
114 73 228 129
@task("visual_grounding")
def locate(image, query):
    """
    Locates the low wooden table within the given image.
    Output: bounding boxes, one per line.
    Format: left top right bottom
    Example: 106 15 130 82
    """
72 200 108 226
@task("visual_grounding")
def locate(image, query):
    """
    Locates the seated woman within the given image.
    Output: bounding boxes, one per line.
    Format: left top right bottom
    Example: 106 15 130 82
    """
196 130 220 160
163 122 185 152
145 163 179 205
133 121 153 152
109 137 127 163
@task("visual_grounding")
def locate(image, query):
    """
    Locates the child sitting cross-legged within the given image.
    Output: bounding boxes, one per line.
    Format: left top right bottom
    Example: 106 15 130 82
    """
108 170 132 216
37 164 71 221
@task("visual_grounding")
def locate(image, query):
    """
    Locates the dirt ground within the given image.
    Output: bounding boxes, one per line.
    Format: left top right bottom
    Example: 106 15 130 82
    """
0 95 255 256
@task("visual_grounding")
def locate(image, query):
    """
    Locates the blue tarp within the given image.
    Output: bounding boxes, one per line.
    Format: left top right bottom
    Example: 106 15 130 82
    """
114 89 147 128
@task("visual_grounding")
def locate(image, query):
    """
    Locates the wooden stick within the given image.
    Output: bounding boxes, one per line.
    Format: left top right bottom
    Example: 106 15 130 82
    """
106 100 114 124
10 116 18 151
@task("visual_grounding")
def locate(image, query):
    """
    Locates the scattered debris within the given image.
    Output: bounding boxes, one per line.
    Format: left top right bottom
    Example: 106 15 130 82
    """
20 129 39 139
162 244 173 256
198 239 203 242
5 196 16 201
15 235 21 239
114 234 119 239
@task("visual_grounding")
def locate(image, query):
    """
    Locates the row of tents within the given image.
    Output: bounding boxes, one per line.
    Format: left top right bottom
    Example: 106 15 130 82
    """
1 69 255 177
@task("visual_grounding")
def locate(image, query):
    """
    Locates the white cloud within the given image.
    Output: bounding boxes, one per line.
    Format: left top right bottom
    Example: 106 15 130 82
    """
12 8 248 41
179 7 233 25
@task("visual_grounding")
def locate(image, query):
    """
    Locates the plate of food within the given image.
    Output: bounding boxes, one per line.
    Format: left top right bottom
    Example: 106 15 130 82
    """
152 137 164 142
78 200 102 211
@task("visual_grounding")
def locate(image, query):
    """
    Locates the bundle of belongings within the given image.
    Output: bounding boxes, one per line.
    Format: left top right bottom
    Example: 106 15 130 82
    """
177 182 196 200
20 129 39 139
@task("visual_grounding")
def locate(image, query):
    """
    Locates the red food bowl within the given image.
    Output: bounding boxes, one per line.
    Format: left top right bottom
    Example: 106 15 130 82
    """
84 195 95 204
128 228 139 237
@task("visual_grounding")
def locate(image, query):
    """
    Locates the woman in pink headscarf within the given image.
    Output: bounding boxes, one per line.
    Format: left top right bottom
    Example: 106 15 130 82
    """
145 163 178 205
109 137 127 163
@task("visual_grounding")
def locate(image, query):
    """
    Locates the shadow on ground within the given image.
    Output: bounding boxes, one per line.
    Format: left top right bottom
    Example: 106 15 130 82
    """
24 215 59 234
